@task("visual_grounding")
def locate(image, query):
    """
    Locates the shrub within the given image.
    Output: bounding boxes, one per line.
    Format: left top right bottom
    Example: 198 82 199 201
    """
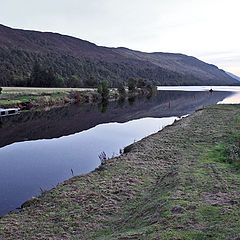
97 151 108 171
98 151 107 165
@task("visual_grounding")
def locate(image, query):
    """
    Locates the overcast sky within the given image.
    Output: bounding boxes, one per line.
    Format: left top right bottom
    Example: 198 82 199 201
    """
1 0 240 75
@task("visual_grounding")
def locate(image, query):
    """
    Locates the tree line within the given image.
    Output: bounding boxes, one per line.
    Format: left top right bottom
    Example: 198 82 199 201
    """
98 78 156 100
0 46 204 88
0 60 158 91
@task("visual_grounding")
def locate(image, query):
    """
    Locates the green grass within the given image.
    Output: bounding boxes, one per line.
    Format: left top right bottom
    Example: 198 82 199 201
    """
0 87 120 109
0 87 97 108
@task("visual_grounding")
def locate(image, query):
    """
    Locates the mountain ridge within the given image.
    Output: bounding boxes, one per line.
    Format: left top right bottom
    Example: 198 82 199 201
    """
226 71 240 81
0 24 238 87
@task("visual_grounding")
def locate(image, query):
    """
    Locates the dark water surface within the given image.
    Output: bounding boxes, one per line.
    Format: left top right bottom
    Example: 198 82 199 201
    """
0 90 234 215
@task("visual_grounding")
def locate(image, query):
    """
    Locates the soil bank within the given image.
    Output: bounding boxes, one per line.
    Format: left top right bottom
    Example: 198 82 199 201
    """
0 104 240 239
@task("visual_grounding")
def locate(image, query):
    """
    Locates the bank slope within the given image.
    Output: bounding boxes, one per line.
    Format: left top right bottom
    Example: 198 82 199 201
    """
0 104 240 239
0 24 239 87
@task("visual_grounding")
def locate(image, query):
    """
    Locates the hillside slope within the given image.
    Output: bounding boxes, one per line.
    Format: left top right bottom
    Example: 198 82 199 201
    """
0 24 238 87
226 71 240 81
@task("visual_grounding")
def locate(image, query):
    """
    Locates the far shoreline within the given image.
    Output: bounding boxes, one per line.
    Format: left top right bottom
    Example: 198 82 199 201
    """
0 86 156 111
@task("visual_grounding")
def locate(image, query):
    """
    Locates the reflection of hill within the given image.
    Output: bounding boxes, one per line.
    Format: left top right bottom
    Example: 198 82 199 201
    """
0 91 232 148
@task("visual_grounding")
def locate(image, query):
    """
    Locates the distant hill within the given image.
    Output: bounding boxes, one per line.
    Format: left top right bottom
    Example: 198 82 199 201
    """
0 24 238 87
226 71 240 81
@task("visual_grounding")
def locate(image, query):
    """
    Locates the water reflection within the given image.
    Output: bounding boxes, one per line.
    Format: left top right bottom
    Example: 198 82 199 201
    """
128 96 136 106
218 92 240 104
98 100 109 113
0 90 234 215
0 91 232 148
158 86 240 92
117 97 125 108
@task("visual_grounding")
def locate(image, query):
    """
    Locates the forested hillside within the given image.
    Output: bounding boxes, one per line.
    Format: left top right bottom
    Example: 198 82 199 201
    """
0 24 238 87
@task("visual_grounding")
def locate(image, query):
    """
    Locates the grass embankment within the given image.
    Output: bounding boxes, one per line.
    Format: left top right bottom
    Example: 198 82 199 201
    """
1 104 240 239
0 87 101 109
0 87 153 110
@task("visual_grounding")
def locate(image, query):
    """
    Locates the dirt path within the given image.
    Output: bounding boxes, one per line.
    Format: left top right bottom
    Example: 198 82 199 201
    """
0 105 240 239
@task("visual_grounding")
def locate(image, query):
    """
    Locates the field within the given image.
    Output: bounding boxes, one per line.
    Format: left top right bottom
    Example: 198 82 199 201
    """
0 87 148 109
0 87 98 108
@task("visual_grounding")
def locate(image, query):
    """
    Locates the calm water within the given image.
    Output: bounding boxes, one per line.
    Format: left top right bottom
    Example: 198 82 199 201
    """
0 87 239 216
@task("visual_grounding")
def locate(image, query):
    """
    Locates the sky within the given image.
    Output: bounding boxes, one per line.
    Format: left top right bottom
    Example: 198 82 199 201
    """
1 0 240 76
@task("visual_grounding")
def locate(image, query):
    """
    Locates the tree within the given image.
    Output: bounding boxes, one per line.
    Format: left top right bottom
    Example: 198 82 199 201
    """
46 68 58 87
97 83 103 95
56 74 66 87
68 75 82 88
0 69 14 86
98 80 109 100
137 79 146 88
29 62 58 87
30 62 42 87
117 82 126 97
84 76 98 87
128 78 137 92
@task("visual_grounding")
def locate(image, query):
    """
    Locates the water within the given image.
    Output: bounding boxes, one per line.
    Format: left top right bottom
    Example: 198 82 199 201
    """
157 86 240 92
0 87 240 215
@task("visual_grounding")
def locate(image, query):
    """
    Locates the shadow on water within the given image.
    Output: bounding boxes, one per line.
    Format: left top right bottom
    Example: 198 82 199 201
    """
0 90 232 149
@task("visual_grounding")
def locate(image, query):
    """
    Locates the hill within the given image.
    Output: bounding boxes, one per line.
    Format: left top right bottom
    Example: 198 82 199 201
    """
0 24 238 87
226 71 240 81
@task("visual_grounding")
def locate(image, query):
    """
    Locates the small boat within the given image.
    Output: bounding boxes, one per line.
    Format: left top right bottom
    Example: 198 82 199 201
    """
209 88 213 93
0 108 20 117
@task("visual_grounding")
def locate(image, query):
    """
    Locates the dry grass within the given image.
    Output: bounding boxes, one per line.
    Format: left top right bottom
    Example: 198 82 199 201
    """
0 87 99 109
2 87 96 92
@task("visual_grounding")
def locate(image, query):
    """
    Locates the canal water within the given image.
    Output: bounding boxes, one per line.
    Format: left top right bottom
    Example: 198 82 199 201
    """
0 87 239 215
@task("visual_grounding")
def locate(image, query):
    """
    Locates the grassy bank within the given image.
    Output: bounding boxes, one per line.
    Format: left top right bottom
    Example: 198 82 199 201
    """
0 87 154 110
0 104 240 239
0 87 101 109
